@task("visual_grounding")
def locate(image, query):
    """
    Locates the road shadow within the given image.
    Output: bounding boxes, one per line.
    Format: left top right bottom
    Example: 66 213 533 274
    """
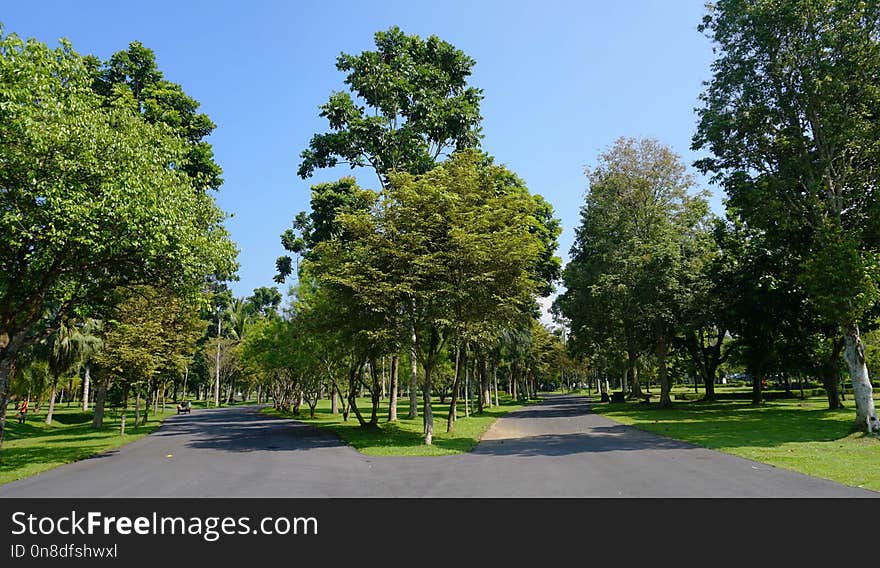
501 395 591 420
473 424 695 457
154 408 349 453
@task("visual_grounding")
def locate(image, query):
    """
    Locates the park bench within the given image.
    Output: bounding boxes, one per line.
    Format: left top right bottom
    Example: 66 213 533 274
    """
177 401 192 415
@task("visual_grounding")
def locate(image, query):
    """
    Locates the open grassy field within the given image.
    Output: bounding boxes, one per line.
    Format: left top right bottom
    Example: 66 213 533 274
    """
591 393 880 491
263 394 534 457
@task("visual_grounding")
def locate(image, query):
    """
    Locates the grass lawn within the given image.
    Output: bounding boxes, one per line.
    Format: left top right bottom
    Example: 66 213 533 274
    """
263 394 534 457
0 402 182 486
591 393 880 491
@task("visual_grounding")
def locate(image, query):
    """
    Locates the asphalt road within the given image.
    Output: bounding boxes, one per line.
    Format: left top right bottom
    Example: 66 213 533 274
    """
0 394 874 497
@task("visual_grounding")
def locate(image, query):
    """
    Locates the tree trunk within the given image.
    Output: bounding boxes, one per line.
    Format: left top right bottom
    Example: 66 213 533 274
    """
331 383 339 414
368 359 381 426
447 344 464 433
702 363 718 401
626 350 644 398
751 368 763 405
423 363 434 445
0 352 17 457
381 356 387 399
493 364 499 407
46 376 59 426
842 322 880 432
479 355 490 411
134 389 141 428
81 364 91 412
120 387 129 436
408 329 418 419
350 364 368 426
92 378 108 428
214 339 221 408
464 359 471 417
656 325 671 407
511 365 518 400
388 354 399 422
181 366 189 403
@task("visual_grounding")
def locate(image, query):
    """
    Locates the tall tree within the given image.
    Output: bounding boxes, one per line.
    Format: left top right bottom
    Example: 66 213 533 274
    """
41 319 102 425
693 0 880 431
94 41 223 191
560 137 712 407
296 27 485 421
0 31 237 453
298 26 483 190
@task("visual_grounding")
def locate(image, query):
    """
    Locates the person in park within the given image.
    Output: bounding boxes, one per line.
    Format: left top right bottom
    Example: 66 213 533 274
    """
17 399 28 424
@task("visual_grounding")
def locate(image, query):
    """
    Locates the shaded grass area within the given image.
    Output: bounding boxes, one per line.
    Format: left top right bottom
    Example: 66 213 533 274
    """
0 404 176 486
263 394 534 457
591 395 880 491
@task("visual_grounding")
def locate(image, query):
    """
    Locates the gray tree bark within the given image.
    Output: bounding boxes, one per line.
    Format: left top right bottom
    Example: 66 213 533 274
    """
388 354 399 422
842 322 880 432
408 330 419 419
45 377 59 426
82 364 91 412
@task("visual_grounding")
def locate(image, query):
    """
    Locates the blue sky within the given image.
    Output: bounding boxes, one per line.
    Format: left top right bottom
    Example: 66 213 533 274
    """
4 0 718 301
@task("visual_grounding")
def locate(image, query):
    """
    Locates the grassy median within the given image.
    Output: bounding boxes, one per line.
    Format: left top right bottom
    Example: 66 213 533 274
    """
591 393 880 492
262 395 532 457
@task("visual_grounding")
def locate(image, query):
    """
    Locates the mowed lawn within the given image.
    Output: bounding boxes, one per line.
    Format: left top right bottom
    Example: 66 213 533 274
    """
0 403 180 486
263 394 531 457
591 393 880 492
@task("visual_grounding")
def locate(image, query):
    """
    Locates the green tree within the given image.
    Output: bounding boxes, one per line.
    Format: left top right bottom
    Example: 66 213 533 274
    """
560 137 712 407
94 41 223 191
0 30 237 451
40 319 102 425
693 0 880 430
298 26 483 189
297 27 485 422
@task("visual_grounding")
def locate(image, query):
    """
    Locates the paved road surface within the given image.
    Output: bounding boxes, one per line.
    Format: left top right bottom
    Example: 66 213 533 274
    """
0 394 874 497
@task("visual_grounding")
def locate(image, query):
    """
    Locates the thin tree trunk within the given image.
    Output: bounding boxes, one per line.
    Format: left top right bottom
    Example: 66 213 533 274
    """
92 378 108 428
493 364 499 407
423 363 434 445
120 386 129 436
626 350 644 398
479 355 490 411
842 322 880 432
388 354 399 422
656 325 671 407
465 358 471 417
134 389 141 428
511 365 518 400
447 344 464 433
46 376 59 426
214 334 221 408
751 366 763 405
182 366 188 403
409 330 418 419
381 356 387 399
82 364 91 411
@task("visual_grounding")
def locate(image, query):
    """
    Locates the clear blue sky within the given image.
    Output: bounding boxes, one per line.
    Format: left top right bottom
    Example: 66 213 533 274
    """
4 0 718 301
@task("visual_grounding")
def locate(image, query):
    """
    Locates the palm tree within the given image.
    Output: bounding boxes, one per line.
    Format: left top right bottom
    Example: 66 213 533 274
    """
78 319 104 411
44 319 103 425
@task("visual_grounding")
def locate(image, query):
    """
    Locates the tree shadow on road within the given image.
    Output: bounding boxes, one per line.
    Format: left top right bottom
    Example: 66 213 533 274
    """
472 425 696 457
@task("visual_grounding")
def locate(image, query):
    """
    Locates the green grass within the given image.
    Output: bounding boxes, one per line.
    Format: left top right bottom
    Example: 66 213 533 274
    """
591 394 880 491
263 394 534 456
0 402 177 486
